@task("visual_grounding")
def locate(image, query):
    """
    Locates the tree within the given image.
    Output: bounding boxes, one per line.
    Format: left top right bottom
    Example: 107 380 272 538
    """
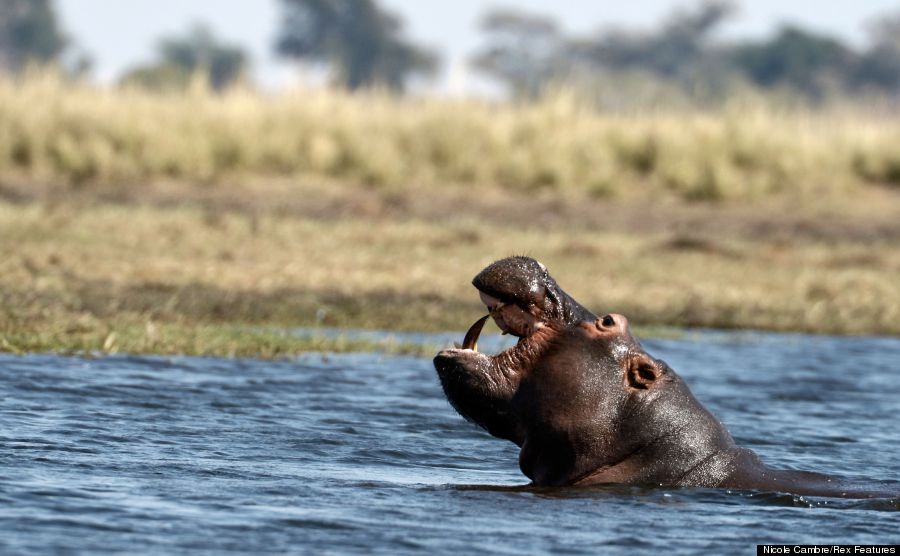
0 0 68 72
473 2 737 99
575 0 735 80
120 24 248 91
471 9 568 98
852 12 900 93
732 26 854 97
853 45 900 93
275 0 437 91
470 1 900 103
867 12 900 52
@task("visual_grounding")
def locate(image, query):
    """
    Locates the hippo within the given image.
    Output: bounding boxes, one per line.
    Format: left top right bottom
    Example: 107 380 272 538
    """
434 256 896 498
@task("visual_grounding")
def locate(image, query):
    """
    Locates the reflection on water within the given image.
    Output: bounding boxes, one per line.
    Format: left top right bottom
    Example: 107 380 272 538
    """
1 330 899 554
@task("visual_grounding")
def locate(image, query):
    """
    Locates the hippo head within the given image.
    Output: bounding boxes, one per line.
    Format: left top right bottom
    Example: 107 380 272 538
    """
434 256 734 487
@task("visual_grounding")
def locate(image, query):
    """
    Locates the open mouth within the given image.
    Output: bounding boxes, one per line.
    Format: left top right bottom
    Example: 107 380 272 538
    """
460 290 546 353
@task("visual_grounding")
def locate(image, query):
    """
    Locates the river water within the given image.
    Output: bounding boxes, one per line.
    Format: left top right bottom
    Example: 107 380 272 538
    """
1 331 899 554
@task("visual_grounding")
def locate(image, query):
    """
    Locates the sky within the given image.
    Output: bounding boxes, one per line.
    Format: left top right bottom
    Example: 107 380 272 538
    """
57 0 900 94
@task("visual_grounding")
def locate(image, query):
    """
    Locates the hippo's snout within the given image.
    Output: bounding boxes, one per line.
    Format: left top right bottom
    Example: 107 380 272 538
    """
433 350 459 376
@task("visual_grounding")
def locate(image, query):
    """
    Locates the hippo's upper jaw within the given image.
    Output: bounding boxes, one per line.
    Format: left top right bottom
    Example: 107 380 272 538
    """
471 256 595 338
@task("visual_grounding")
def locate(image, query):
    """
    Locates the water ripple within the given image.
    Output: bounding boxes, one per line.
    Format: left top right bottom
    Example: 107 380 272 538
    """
1 331 899 553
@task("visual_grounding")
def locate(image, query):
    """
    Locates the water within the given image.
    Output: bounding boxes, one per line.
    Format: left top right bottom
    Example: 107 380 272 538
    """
2 331 899 554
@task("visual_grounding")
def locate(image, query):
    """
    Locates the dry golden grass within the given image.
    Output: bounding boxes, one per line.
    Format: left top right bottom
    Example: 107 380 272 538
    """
2 73 900 200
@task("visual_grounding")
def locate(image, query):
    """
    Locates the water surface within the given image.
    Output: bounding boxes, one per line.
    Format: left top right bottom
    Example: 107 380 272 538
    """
1 331 899 554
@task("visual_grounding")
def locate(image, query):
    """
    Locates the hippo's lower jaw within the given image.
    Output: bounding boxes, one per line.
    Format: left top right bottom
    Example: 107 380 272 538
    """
434 287 561 446
445 297 556 386
450 283 566 385
433 344 528 445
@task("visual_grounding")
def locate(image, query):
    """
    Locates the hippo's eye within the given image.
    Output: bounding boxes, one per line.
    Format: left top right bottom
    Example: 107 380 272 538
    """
601 315 615 327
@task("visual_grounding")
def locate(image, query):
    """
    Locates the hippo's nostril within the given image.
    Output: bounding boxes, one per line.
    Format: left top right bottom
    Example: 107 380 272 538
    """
601 315 615 327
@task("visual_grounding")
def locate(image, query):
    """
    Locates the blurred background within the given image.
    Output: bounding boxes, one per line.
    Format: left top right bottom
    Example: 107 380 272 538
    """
1 0 899 356
14 0 900 102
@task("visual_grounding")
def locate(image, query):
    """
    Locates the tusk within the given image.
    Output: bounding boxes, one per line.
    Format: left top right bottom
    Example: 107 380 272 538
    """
462 314 490 352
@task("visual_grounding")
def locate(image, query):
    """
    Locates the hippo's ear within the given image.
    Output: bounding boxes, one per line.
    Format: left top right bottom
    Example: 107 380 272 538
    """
626 354 664 390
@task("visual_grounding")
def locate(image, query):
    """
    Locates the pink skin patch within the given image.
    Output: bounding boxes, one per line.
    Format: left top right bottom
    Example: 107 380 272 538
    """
479 292 544 338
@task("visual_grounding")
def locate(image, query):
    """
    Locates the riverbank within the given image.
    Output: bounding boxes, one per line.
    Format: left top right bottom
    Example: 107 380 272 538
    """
2 180 898 357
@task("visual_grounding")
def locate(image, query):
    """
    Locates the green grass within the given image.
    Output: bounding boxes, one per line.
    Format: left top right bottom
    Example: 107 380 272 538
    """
0 321 431 358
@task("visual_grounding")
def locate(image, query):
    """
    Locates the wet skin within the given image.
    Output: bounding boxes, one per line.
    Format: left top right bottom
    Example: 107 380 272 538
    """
434 257 897 498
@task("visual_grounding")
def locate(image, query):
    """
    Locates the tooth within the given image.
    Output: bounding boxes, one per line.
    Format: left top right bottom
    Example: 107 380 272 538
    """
462 314 490 352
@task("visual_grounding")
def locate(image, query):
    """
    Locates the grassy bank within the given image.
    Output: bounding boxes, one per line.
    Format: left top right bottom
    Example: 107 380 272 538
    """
2 74 900 200
1 76 899 356
1 181 899 357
